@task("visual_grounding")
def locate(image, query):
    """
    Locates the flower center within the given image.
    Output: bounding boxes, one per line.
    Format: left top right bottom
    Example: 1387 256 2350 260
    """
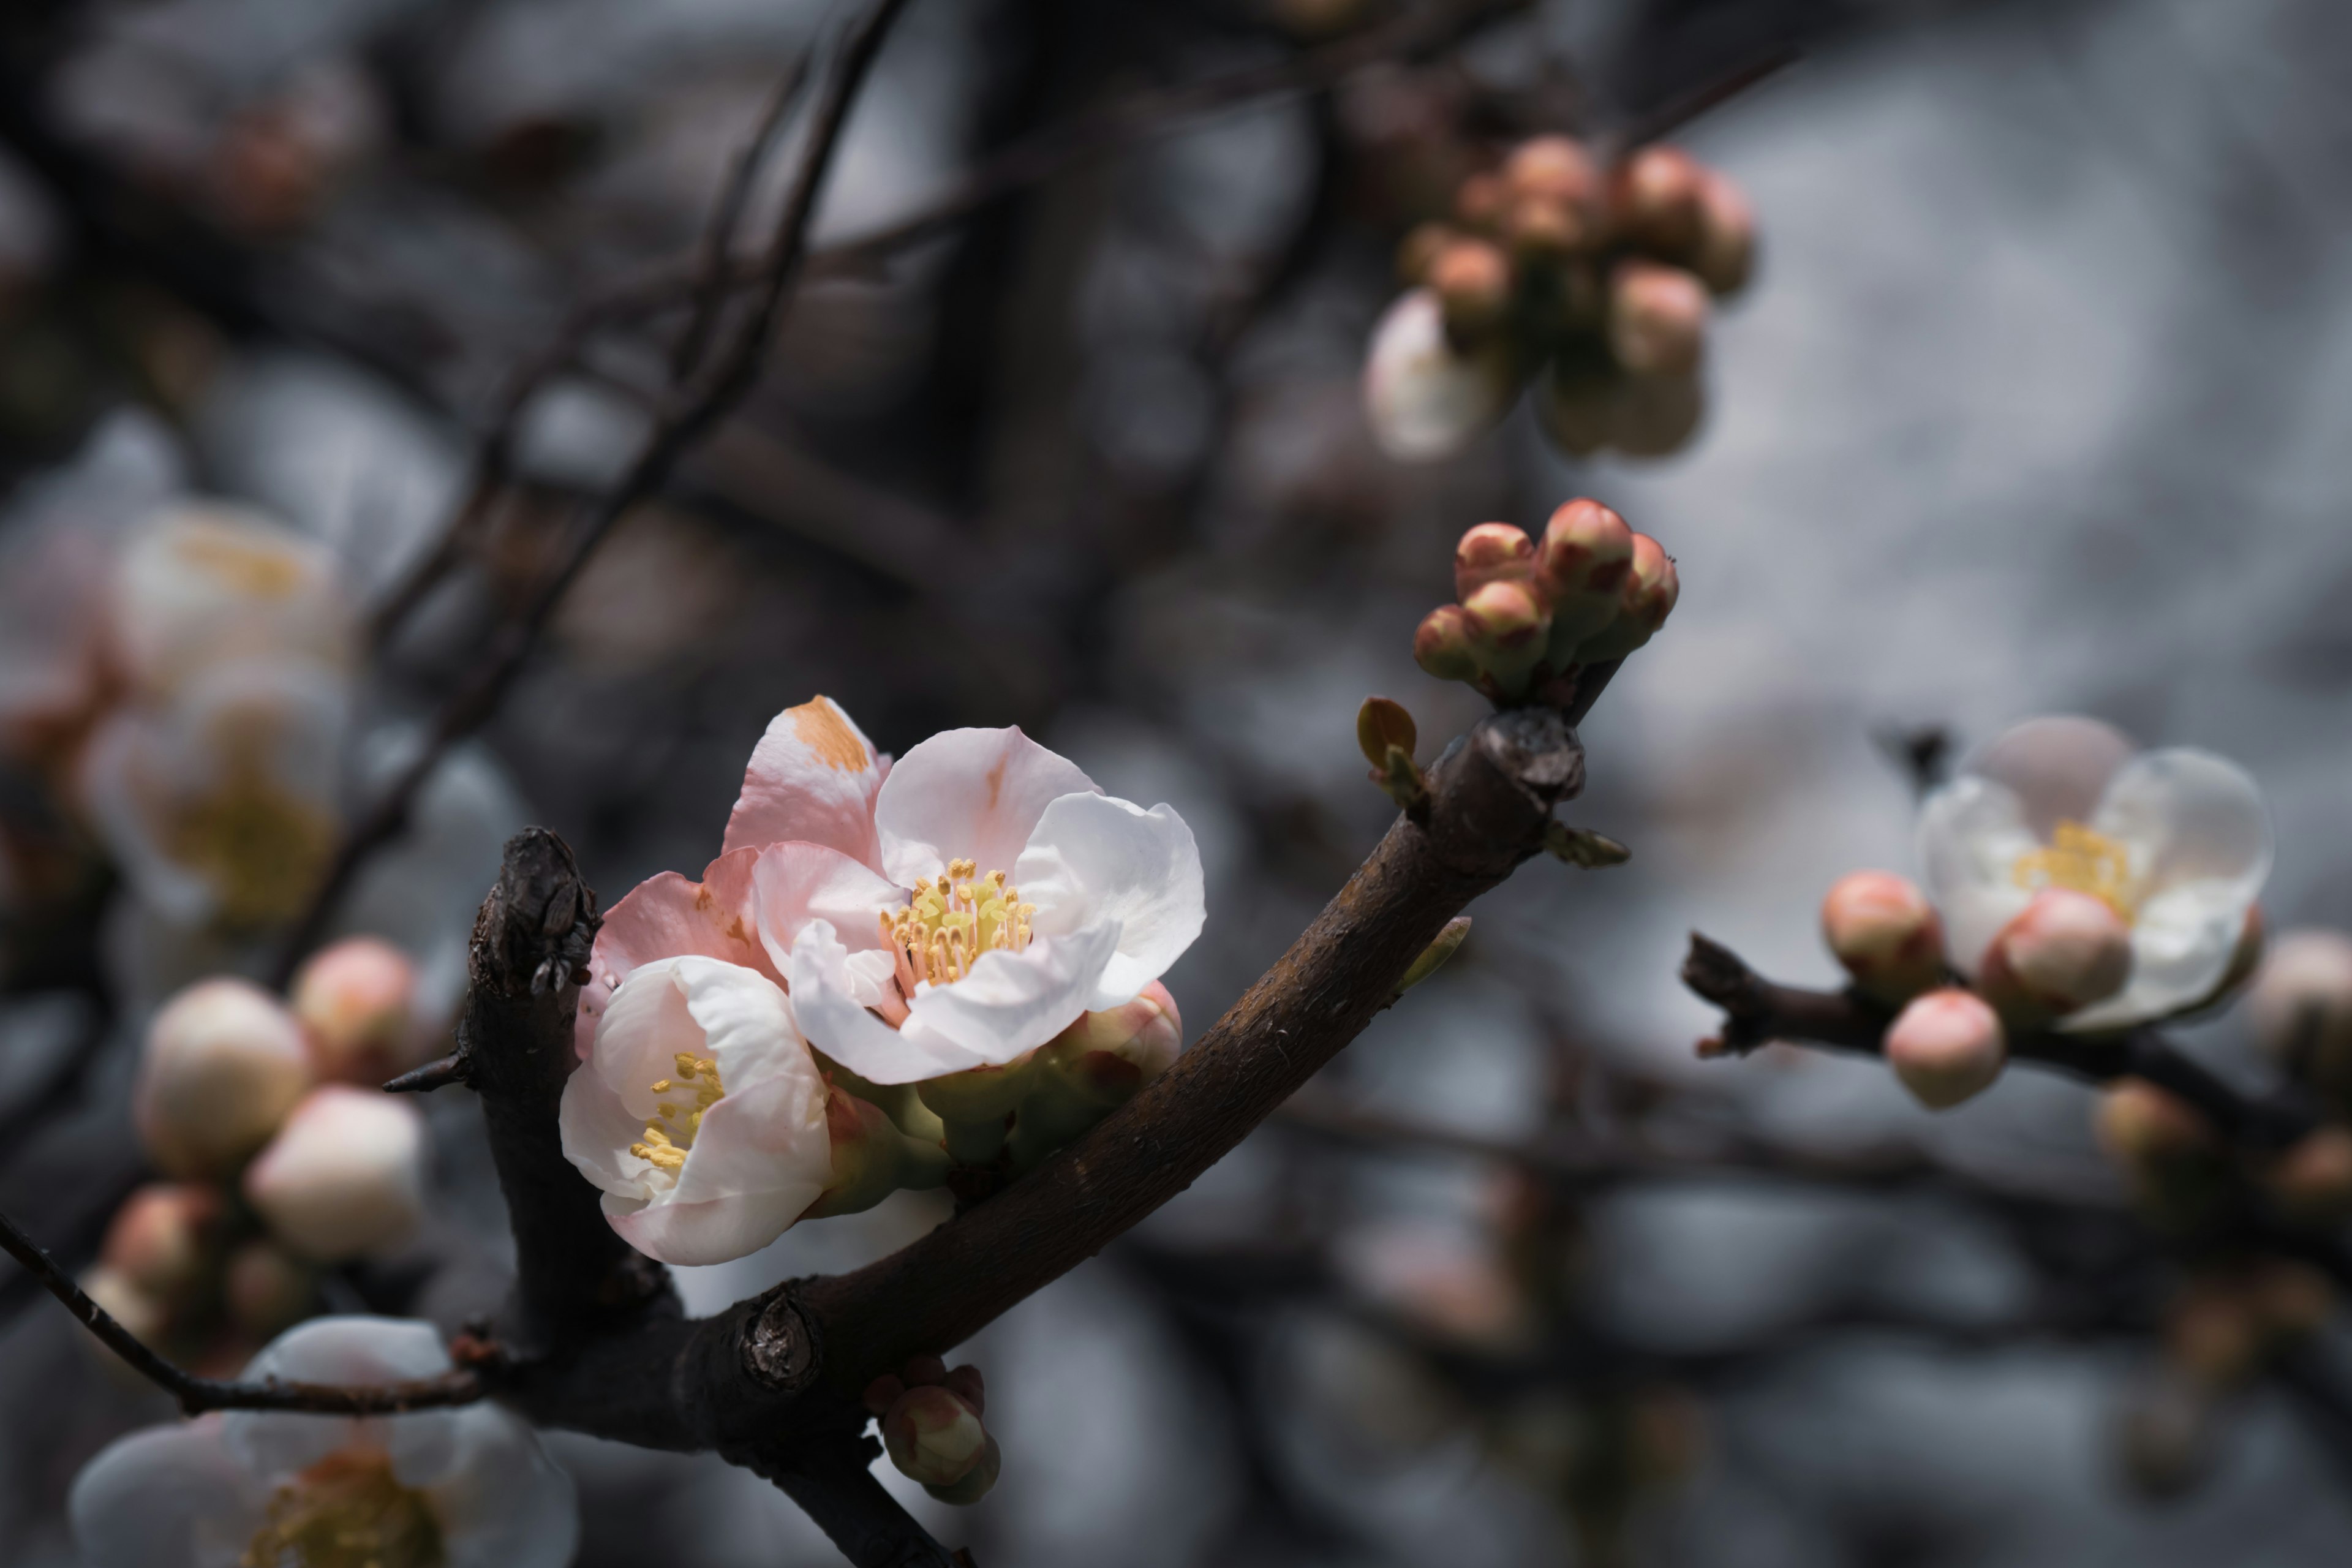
242 1448 444 1568
2011 819 2139 921
630 1052 725 1172
881 859 1039 989
159 715 337 929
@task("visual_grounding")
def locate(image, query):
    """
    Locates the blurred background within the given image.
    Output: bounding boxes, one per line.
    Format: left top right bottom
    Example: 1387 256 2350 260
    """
5 0 2352 1562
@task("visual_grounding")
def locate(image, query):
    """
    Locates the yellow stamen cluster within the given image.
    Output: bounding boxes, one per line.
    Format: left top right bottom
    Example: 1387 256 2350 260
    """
243 1449 445 1568
881 859 1038 989
630 1052 725 1173
2013 819 2139 922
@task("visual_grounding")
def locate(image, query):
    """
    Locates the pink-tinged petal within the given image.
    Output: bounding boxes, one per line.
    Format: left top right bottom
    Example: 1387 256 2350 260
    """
1014 793 1205 1009
747 839 907 970
901 921 1121 1068
421 1405 580 1568
722 696 888 866
1967 715 2135 838
70 1416 268 1568
788 919 958 1084
874 727 1098 889
574 846 768 1058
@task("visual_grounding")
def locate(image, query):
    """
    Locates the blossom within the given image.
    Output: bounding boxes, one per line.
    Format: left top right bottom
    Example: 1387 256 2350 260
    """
582 696 1204 1088
1917 716 2269 1030
1360 288 1518 461
559 956 835 1265
70 1317 576 1568
104 501 354 702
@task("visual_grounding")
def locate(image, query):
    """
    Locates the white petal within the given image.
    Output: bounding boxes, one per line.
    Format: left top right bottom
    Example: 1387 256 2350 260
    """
558 1052 657 1200
747 839 906 971
1014 793 1205 1009
873 727 1097 889
1360 288 1518 462
1965 715 2134 838
608 1182 820 1267
1915 774 2038 976
424 1406 581 1568
665 954 809 1096
2062 880 2252 1031
2090 747 2272 897
70 1418 266 1568
722 696 888 867
669 1063 831 1210
900 921 1122 1068
224 1317 454 1480
788 919 959 1084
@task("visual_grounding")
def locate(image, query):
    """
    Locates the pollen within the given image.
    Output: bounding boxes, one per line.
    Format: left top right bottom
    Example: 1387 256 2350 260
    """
2012 820 2139 921
243 1447 445 1568
879 858 1038 990
629 1054 724 1174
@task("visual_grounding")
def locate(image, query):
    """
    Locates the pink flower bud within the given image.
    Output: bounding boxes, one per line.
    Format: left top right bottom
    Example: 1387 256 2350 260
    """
2247 929 2352 1088
1883 988 2007 1109
1428 238 1512 336
1609 145 1706 254
136 978 314 1178
1819 871 1945 1003
1976 889 2132 1021
882 1384 990 1488
1453 522 1536 603
1460 579 1549 681
1505 135 1598 208
99 1183 225 1307
1691 170 1756 295
1047 982 1183 1108
1533 499 1634 601
1413 604 1479 681
242 1085 427 1262
292 936 421 1084
1572 533 1679 663
223 1238 315 1338
1607 260 1708 379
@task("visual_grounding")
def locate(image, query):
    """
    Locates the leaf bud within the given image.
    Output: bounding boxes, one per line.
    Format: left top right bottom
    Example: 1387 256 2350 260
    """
1819 871 1945 1004
1355 696 1418 772
1882 987 2007 1109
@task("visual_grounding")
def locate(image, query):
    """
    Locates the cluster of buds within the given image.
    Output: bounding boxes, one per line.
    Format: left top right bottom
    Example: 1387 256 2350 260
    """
863 1357 1001 1505
1412 499 1678 705
89 938 435 1368
1364 136 1754 462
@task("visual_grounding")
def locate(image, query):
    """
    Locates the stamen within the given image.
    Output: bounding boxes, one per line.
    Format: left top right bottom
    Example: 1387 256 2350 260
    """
883 859 1039 990
2012 820 2139 921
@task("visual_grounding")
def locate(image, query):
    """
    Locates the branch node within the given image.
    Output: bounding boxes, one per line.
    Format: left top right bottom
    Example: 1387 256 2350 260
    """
1472 706 1586 807
744 1284 824 1392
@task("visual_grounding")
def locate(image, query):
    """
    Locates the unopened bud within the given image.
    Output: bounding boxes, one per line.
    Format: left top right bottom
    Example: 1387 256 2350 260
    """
1460 579 1549 682
223 1238 315 1338
1607 260 1708 379
2261 1126 2352 1223
1503 196 1584 262
1047 982 1184 1106
1820 871 1945 1004
1609 144 1705 255
1533 364 1615 458
925 1435 1001 1506
137 978 314 1178
1429 239 1512 336
1396 222 1455 285
803 1088 916 1220
883 1384 990 1488
292 936 420 1084
1413 604 1479 682
1504 135 1597 212
1976 889 2132 1022
1453 171 1509 232
2247 929 2352 1093
2094 1078 2215 1166
1532 498 1634 606
1453 522 1536 602
1883 988 2007 1109
99 1184 225 1307
1572 533 1678 663
1691 170 1755 295
242 1085 427 1262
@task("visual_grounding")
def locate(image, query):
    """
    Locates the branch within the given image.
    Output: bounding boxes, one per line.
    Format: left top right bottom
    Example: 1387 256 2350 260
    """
0 1207 483 1416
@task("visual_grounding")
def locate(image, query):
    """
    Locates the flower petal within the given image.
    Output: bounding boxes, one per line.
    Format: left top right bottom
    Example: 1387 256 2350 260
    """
573 846 768 1058
747 839 907 971
424 1406 581 1568
1014 793 1205 1009
874 726 1097 889
1361 288 1518 462
70 1417 266 1568
900 921 1122 1068
223 1316 455 1480
1915 774 2038 976
788 918 967 1084
558 1049 655 1199
1966 715 2135 838
2090 747 2273 895
2063 880 2251 1030
722 696 888 867
608 1184 820 1267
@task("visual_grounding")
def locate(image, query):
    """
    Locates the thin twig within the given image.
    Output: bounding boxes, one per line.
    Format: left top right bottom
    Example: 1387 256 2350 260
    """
670 45 818 385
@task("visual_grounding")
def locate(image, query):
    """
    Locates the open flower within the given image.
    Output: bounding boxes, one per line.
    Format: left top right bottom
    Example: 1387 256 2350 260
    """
581 697 1204 1087
1918 717 2269 1030
70 1316 576 1568
559 955 834 1265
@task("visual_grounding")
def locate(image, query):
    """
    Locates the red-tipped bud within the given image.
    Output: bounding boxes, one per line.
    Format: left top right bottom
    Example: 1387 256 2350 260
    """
1610 144 1706 254
1414 604 1479 681
1504 135 1598 210
1607 260 1708 378
292 935 421 1085
1047 981 1183 1107
1460 578 1549 680
2248 929 2352 1091
1453 521 1537 601
2094 1079 2216 1167
1883 988 2007 1109
1977 889 2132 1022
1572 532 1678 663
100 1184 225 1307
1691 170 1755 295
1820 871 1946 1003
1534 498 1634 598
1429 238 1512 336
882 1384 990 1488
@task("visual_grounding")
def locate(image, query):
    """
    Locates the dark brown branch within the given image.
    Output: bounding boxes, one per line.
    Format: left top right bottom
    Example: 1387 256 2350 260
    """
0 1207 483 1416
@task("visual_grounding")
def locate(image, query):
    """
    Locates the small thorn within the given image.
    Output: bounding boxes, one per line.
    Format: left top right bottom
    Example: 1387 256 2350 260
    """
385 1050 473 1095
1545 821 1630 868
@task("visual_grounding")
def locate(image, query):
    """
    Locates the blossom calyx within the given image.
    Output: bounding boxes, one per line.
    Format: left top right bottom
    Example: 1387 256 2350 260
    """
292 936 421 1084
1975 889 2132 1024
1883 988 2007 1109
802 1086 949 1220
882 1382 992 1489
1820 871 1945 1004
136 978 314 1178
243 1086 428 1262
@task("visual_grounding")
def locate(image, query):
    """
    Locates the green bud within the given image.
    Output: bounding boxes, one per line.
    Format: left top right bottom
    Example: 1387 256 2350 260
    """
1396 917 1471 996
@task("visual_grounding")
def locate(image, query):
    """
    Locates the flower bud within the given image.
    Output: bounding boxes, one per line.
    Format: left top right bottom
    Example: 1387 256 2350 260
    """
2261 1126 2352 1223
1047 982 1183 1106
802 1087 948 1219
1533 364 1615 458
1460 579 1549 682
1534 499 1634 653
99 1184 225 1307
136 978 314 1178
1453 171 1509 232
882 1384 990 1488
223 1238 316 1338
1975 889 2132 1022
925 1436 1001 1506
1362 288 1518 462
1428 238 1512 336
242 1085 427 1262
292 936 421 1084
1413 605 1479 682
1607 260 1708 379
1505 135 1597 210
1883 988 2007 1109
1453 522 1536 603
2247 929 2352 1092
1820 871 1946 1003
1503 197 1583 262
1609 145 1706 255
2094 1079 2215 1166
1691 170 1755 295
1572 533 1678 664
1396 222 1455 284
1607 370 1705 458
